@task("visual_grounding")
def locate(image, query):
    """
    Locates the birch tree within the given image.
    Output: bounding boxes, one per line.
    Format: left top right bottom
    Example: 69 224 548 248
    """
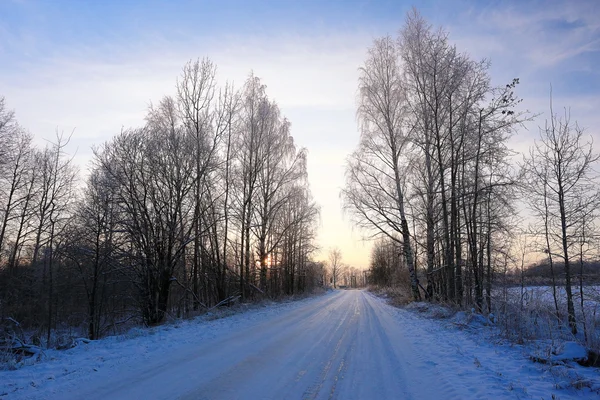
523 99 599 334
176 58 220 308
342 36 421 300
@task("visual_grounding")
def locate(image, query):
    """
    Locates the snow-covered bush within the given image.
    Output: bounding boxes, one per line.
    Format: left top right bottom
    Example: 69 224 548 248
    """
492 286 600 353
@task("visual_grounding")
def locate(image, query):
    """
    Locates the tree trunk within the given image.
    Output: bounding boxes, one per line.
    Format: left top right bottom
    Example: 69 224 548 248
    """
558 184 577 334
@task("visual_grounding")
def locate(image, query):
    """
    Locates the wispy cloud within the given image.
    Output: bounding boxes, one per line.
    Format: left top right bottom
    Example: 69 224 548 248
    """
1 0 599 267
464 1 600 70
444 0 600 149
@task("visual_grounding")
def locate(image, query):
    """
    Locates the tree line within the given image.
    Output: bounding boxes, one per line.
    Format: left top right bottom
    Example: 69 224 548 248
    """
0 60 322 344
326 247 365 289
344 10 599 336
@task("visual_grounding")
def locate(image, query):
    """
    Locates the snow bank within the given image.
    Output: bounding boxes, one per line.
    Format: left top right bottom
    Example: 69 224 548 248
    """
397 294 600 395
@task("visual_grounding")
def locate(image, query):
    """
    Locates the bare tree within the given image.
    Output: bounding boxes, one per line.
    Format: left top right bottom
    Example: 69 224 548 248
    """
29 134 78 346
0 100 38 272
328 247 343 289
0 97 18 167
232 74 268 299
522 97 599 334
0 129 33 267
176 58 221 308
253 112 307 291
62 168 120 339
279 185 320 294
342 36 421 300
217 82 241 300
95 98 197 325
369 237 405 287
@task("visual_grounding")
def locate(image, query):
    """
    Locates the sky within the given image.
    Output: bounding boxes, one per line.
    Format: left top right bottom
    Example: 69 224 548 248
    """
1 0 599 269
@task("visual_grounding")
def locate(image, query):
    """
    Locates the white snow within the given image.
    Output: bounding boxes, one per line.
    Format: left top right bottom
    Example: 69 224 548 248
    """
552 342 589 362
498 285 600 312
1 290 598 399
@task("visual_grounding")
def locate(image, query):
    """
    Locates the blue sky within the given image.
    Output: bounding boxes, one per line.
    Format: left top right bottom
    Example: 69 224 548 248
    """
1 0 599 268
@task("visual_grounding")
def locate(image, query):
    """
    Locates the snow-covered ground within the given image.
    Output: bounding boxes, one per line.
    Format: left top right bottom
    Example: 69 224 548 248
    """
497 285 600 309
1 290 598 399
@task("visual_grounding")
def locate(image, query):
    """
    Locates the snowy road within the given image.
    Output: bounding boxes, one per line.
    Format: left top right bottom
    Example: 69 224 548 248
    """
3 290 585 399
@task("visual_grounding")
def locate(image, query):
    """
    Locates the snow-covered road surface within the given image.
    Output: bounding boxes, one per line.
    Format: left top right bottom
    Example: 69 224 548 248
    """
2 290 588 399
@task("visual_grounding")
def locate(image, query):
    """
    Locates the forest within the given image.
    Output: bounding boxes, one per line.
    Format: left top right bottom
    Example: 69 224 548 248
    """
0 62 322 345
342 10 599 341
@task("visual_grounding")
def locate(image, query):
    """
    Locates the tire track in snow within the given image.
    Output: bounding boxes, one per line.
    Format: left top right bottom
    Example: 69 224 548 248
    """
181 291 354 400
22 289 575 400
301 291 359 399
360 292 464 400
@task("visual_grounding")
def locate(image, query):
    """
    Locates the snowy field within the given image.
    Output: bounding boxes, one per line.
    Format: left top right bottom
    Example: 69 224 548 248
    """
1 289 599 399
497 285 600 309
491 285 600 349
